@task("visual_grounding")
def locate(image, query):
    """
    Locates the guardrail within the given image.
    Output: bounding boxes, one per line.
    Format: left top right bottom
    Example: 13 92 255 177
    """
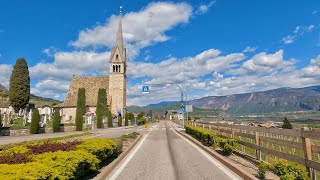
184 121 320 180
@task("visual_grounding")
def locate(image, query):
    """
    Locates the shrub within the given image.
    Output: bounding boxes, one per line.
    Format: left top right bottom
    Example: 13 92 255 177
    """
52 109 61 132
185 125 218 146
258 161 269 180
282 116 293 129
218 138 235 156
272 159 308 180
138 117 147 126
125 112 129 126
30 109 40 134
108 111 113 128
119 132 140 142
0 152 30 164
77 138 122 161
118 114 122 127
28 141 80 155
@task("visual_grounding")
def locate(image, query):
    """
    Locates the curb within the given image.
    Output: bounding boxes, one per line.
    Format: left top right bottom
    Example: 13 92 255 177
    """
93 134 143 180
172 125 258 180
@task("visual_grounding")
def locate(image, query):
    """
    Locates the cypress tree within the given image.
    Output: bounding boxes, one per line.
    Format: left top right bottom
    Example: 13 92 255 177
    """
107 110 113 128
118 114 122 127
75 88 86 131
30 109 40 134
9 58 30 112
96 89 107 128
0 110 2 128
129 112 134 122
52 109 61 132
282 116 293 129
125 112 129 126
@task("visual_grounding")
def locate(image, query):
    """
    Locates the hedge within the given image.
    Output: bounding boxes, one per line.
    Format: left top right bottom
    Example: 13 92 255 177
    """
0 138 122 179
185 124 218 146
185 125 235 155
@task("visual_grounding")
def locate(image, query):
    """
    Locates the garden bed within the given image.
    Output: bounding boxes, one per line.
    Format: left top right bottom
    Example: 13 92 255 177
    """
0 132 140 179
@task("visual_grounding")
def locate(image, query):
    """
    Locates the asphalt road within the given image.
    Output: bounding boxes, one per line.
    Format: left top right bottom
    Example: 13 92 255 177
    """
107 121 241 180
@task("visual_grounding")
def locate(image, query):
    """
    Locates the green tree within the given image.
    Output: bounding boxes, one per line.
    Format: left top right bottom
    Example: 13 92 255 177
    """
96 89 107 129
75 88 86 131
282 116 293 129
118 114 122 127
125 112 129 126
128 112 134 122
107 110 113 128
30 109 40 134
138 112 144 120
0 110 2 128
9 58 30 112
52 109 61 132
148 109 153 119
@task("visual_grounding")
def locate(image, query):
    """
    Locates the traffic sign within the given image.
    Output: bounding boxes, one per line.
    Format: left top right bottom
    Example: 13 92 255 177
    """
142 85 150 94
186 105 193 112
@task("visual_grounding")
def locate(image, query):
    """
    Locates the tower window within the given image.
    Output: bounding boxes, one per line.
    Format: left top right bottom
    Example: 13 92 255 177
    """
113 65 115 72
119 65 121 72
116 54 119 60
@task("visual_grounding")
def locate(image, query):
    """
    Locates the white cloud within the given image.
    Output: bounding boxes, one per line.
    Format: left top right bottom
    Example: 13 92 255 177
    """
242 46 256 53
241 50 296 75
0 64 12 88
30 51 109 81
301 55 320 77
282 24 316 44
71 2 192 59
282 35 295 44
196 1 216 15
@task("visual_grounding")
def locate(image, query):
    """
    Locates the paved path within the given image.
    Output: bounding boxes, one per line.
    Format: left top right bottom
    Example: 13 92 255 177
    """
0 125 149 146
107 121 241 180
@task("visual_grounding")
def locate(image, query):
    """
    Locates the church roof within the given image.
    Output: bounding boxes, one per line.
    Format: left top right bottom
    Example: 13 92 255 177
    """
56 76 109 107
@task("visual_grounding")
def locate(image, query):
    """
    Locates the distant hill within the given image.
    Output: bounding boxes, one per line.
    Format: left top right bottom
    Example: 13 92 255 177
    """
127 103 224 117
0 84 61 108
0 84 8 94
189 85 320 115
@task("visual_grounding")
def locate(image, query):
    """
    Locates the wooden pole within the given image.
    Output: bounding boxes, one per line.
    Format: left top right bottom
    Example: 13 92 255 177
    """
301 128 314 180
255 131 261 161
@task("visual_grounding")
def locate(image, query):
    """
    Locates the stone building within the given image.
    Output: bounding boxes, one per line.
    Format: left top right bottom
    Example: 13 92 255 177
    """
56 8 127 123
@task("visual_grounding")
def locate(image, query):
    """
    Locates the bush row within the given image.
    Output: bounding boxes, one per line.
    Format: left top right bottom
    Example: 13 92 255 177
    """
185 125 235 156
0 138 122 179
258 160 308 180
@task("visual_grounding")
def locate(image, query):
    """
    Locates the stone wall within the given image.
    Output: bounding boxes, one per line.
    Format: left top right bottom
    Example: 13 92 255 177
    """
0 126 78 136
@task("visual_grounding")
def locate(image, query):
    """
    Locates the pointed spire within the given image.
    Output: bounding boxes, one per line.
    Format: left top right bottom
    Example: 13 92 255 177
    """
116 6 124 49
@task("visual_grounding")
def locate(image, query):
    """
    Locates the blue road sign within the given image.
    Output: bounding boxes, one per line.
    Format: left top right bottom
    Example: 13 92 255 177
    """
142 85 150 94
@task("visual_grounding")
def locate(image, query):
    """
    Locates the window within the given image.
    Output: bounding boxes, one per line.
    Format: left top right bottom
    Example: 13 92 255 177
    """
116 54 119 60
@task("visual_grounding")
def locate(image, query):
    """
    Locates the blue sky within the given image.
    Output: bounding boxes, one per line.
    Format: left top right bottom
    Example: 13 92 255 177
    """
0 0 320 106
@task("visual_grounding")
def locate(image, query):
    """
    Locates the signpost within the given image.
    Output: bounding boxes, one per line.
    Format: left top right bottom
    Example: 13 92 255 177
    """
186 105 193 112
142 85 150 94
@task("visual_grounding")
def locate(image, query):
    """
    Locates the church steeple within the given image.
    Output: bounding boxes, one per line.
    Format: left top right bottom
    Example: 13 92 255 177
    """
116 6 124 49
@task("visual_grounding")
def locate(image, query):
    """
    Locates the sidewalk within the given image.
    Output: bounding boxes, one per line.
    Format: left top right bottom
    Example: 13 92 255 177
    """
0 125 136 146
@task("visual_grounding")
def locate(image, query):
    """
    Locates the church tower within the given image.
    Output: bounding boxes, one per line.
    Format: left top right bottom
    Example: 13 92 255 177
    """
109 6 127 115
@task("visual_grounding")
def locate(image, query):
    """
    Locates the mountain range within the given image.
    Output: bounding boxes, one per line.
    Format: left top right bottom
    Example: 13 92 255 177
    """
128 85 320 115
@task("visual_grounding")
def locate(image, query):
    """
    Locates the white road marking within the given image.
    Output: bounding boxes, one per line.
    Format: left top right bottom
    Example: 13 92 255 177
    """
168 122 242 180
108 127 153 180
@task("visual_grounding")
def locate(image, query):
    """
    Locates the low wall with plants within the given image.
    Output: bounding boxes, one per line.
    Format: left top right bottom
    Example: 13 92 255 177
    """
0 138 122 179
